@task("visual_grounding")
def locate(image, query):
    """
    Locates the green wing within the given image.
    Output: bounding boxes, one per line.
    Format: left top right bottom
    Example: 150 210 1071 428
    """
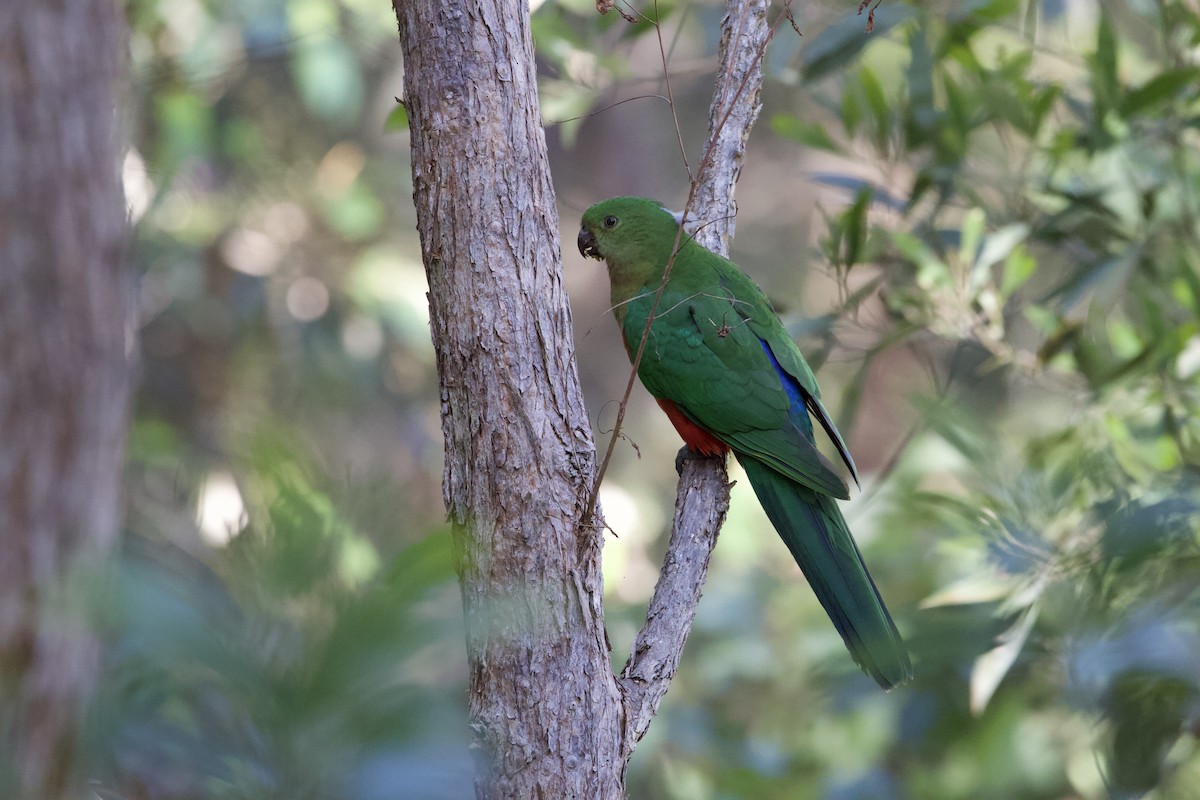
621 245 852 499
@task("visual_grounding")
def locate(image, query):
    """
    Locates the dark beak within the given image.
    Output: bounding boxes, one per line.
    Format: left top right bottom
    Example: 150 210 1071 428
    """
577 227 600 260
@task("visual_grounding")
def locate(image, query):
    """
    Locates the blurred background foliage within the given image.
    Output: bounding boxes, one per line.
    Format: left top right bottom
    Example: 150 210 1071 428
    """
98 0 1200 796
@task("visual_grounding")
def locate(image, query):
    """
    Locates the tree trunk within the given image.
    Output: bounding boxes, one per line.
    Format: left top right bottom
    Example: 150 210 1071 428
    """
393 0 769 795
0 1 131 796
393 2 625 796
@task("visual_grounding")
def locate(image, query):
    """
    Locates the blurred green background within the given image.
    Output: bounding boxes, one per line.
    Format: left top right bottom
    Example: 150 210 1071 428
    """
102 0 1200 796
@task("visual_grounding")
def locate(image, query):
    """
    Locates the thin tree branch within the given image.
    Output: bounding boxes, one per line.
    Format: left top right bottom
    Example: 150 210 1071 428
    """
618 454 731 753
693 0 773 249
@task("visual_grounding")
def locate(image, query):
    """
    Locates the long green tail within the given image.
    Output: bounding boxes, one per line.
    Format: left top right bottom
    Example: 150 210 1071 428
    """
738 455 912 689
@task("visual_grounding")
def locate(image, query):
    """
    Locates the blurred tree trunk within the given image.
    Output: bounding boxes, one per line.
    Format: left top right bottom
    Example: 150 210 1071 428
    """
0 1 131 796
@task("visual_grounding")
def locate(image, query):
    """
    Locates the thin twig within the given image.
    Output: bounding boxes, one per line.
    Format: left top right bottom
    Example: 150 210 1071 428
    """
652 0 692 178
551 93 672 126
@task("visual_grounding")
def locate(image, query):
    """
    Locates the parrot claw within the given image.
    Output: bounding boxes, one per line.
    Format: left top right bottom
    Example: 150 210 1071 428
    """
675 444 726 474
674 445 698 475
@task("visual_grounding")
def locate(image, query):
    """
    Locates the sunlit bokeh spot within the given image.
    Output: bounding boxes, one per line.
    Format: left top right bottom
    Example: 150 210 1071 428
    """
123 149 155 223
222 227 281 276
599 484 664 603
342 315 384 360
316 141 366 198
286 276 330 321
262 201 309 244
196 469 246 546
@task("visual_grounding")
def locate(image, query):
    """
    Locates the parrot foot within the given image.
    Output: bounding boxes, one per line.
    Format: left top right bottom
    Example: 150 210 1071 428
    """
674 445 729 476
675 445 703 475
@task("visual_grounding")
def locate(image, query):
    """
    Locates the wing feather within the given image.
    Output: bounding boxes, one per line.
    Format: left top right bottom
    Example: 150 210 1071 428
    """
622 249 854 500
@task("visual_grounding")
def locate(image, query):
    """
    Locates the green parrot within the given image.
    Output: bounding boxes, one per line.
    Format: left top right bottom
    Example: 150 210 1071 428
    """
578 196 911 690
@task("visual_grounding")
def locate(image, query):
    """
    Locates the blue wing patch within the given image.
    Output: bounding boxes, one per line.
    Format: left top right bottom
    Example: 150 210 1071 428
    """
760 337 860 486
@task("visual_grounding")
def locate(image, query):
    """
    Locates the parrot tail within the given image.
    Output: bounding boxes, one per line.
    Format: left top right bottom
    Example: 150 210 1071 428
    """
737 455 912 690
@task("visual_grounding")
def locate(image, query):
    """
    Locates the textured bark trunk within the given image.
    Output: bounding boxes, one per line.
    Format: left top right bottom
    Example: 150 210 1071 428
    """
393 1 625 797
0 1 131 796
393 0 769 795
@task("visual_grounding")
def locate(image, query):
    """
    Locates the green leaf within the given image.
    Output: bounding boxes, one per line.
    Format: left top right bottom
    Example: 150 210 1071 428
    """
859 66 890 152
769 114 842 153
959 207 986 271
907 170 934 211
956 0 1022 24
1095 13 1118 88
904 24 937 147
1050 250 1138 313
155 89 215 174
977 224 1030 271
970 604 1038 714
941 70 977 132
841 82 862 136
540 79 598 146
321 180 384 241
892 231 950 289
1000 246 1036 297
1090 12 1119 120
841 186 873 268
1119 68 1200 117
385 104 409 132
1029 84 1063 134
619 0 675 40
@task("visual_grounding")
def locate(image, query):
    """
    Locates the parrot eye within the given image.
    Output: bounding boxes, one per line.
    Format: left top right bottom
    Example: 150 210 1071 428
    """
603 215 619 229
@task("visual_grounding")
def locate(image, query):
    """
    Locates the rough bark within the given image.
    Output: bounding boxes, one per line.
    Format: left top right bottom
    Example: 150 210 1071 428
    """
393 2 623 797
393 0 770 795
0 1 131 797
694 0 772 249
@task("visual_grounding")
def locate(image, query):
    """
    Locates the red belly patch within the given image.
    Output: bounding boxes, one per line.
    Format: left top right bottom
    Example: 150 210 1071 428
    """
655 398 729 456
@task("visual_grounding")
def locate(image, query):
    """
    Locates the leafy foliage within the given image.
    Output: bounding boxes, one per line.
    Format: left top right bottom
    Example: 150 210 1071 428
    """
765 0 1200 796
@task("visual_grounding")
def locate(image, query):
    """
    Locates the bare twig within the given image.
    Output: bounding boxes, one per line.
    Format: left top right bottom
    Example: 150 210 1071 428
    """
858 0 882 33
652 0 694 179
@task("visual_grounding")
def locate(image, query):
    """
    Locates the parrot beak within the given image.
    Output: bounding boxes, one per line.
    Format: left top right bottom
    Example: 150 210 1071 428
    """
577 227 601 260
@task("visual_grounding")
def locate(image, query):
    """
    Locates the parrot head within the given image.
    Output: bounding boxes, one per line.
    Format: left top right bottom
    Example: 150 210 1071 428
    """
577 197 687 278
